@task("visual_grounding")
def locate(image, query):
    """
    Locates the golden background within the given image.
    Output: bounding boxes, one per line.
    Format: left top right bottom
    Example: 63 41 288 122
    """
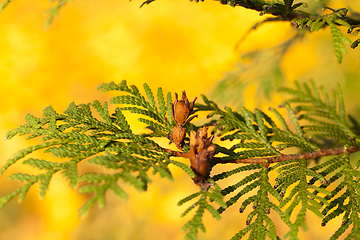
0 0 359 239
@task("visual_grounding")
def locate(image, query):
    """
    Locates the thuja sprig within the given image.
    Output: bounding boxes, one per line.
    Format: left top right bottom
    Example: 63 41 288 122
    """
1 80 360 240
279 80 358 142
273 158 331 238
290 7 360 63
178 183 226 240
215 164 293 240
0 81 196 215
312 154 360 239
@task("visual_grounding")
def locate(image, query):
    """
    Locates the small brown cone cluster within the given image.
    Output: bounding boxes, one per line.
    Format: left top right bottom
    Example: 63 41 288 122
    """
189 126 215 190
168 91 197 150
168 91 215 190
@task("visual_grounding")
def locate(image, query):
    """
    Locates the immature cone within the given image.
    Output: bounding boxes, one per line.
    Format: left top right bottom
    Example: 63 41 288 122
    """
189 126 214 152
171 91 197 127
189 126 215 190
170 125 186 150
169 91 197 150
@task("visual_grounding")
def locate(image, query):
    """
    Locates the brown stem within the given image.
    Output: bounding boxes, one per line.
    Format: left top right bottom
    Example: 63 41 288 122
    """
163 145 360 165
223 1 360 26
212 146 360 165
164 148 189 158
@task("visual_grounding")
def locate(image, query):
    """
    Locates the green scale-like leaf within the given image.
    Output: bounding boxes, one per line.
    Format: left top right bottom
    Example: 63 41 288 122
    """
180 186 226 240
169 159 195 178
327 20 351 63
278 80 356 143
317 156 360 239
273 158 332 238
101 81 174 133
230 166 290 240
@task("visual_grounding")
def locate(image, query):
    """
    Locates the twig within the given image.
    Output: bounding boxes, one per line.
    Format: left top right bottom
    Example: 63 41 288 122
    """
164 145 360 165
212 146 360 164
164 148 189 158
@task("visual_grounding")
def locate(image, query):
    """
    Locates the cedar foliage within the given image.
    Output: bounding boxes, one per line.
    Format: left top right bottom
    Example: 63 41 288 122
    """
2 80 360 240
1 0 360 240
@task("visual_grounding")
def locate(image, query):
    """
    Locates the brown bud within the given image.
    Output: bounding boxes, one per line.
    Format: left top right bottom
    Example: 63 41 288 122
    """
190 126 214 152
191 145 215 183
189 126 216 190
171 91 197 126
170 125 186 150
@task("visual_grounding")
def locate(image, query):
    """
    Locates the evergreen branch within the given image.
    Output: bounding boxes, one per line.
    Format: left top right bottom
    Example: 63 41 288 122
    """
2 80 360 239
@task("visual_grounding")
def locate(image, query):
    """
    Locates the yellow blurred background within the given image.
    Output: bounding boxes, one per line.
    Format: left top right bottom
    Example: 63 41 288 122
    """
0 0 360 240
